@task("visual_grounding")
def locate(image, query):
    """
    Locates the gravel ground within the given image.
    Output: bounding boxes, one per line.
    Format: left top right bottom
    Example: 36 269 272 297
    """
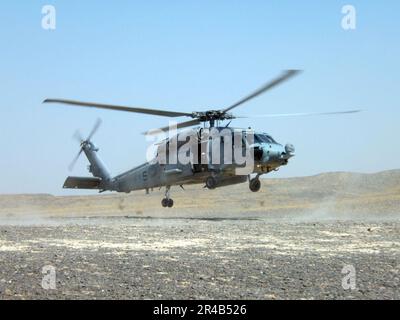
0 216 399 300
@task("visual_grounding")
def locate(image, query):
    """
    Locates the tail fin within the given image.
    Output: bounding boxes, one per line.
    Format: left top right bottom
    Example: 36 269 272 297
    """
81 141 111 181
63 143 112 191
64 119 114 191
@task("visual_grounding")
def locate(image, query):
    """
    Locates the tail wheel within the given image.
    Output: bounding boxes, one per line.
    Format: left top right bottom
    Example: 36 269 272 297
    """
249 178 261 192
205 176 218 189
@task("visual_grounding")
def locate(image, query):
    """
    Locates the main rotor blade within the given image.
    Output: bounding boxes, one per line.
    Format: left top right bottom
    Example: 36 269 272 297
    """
68 148 83 171
87 118 102 141
236 109 362 119
223 70 301 113
143 119 201 135
43 99 193 118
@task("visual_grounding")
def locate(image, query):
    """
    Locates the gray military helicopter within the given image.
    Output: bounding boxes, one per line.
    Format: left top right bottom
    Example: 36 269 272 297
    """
44 70 359 207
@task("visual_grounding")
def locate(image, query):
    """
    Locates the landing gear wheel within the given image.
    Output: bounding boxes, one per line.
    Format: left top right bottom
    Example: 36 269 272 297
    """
249 178 261 192
161 198 169 207
161 186 174 208
206 176 217 190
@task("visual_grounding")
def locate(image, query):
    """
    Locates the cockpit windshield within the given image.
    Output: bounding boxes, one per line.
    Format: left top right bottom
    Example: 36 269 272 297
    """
254 134 276 144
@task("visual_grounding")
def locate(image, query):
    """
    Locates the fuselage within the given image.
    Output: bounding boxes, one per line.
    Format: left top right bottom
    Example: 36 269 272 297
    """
112 127 295 192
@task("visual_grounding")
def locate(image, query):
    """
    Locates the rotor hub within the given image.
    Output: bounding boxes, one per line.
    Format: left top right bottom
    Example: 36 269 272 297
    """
192 110 234 122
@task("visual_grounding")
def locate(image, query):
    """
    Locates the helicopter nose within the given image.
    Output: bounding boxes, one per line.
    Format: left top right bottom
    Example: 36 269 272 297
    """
267 145 282 159
253 144 283 162
263 144 295 161
252 143 294 162
283 143 295 159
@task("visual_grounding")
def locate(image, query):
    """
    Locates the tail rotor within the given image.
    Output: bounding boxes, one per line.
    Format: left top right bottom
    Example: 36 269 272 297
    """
68 118 102 171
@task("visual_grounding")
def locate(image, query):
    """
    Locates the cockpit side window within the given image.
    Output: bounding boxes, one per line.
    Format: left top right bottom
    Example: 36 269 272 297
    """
255 134 276 144
266 135 276 143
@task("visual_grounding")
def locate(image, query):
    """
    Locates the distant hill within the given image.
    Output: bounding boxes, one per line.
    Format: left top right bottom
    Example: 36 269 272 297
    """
0 170 399 218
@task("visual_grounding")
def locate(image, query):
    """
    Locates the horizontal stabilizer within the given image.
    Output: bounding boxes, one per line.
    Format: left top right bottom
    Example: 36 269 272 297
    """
63 176 102 189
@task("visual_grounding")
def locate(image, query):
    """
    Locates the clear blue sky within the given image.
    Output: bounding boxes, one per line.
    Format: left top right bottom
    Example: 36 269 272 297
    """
0 1 399 194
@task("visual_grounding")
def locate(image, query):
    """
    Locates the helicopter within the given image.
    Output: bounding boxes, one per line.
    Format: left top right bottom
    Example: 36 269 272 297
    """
44 70 360 207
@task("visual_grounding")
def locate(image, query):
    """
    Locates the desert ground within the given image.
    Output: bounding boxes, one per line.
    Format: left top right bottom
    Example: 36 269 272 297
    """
0 170 399 299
